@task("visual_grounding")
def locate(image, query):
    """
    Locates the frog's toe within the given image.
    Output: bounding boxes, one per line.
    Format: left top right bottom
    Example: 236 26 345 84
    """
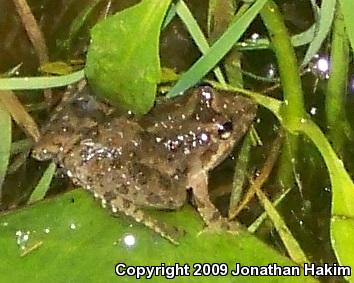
197 219 241 237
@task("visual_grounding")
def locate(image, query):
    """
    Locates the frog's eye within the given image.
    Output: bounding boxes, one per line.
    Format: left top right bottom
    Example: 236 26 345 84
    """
217 121 233 139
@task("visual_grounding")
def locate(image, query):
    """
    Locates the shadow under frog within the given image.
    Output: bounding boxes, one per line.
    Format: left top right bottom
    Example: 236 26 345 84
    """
32 81 257 244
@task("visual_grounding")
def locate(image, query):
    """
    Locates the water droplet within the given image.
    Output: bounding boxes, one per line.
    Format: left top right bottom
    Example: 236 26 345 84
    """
251 33 260 42
123 234 136 247
266 64 276 79
316 58 329 73
15 230 30 250
310 107 317 115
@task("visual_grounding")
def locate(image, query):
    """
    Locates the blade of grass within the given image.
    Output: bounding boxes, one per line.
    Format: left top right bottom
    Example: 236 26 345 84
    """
162 2 176 29
28 162 56 204
167 0 268 97
255 188 309 265
228 132 253 218
12 0 53 103
301 0 336 66
1 63 23 78
208 0 243 87
229 131 282 220
340 0 354 52
0 69 84 90
0 90 40 142
10 139 32 155
61 0 103 51
248 187 291 233
207 0 235 42
7 150 30 175
0 105 11 196
12 0 48 64
175 0 225 85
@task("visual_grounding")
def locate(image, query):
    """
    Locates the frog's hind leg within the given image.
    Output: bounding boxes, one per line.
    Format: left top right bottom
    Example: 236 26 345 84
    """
99 193 180 245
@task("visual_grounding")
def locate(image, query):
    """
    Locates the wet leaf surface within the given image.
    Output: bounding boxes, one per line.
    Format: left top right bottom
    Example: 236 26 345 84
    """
0 189 318 282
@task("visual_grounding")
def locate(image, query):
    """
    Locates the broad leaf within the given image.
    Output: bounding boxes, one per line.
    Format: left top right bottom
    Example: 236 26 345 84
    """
85 0 171 114
0 190 319 282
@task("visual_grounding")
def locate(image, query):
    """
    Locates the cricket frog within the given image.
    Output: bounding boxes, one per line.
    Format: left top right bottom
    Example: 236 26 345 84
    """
32 81 257 244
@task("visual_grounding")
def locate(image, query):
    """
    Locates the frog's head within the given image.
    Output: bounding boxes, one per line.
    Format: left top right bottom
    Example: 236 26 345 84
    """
191 86 257 170
32 90 104 162
31 128 79 161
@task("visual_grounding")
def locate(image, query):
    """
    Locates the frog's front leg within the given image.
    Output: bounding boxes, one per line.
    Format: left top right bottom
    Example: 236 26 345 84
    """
102 193 181 245
187 168 240 232
187 168 227 228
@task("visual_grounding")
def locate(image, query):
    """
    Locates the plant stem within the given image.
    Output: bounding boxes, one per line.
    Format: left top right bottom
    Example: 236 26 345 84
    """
260 1 306 189
260 1 305 124
325 3 352 156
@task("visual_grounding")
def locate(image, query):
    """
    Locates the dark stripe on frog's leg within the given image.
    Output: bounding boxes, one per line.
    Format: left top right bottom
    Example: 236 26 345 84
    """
105 194 180 245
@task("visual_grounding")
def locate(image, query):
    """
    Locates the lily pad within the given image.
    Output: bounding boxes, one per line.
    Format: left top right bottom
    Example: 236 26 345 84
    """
0 189 318 282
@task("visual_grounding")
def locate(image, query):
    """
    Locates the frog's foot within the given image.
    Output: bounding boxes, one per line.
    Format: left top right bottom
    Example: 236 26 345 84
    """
197 219 242 238
102 193 181 245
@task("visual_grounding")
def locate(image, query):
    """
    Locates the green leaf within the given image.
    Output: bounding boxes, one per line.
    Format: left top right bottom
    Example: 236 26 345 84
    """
176 0 226 85
167 0 268 97
0 70 84 90
256 189 309 265
60 0 102 51
301 0 336 66
0 105 11 192
300 120 354 281
85 0 172 115
39 62 74 75
229 133 252 217
339 0 354 52
248 188 291 234
0 90 40 142
0 189 318 282
28 162 56 204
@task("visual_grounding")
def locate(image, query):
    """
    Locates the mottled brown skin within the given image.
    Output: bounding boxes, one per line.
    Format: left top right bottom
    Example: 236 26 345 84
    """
32 82 257 244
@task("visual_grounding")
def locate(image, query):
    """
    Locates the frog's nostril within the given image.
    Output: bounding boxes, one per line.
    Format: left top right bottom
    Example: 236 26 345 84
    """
218 121 233 139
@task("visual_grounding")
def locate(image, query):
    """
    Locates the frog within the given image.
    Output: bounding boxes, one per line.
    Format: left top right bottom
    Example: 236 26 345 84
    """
32 81 257 244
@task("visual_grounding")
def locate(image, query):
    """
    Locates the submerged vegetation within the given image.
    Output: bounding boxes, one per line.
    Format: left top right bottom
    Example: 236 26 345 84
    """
0 0 353 282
